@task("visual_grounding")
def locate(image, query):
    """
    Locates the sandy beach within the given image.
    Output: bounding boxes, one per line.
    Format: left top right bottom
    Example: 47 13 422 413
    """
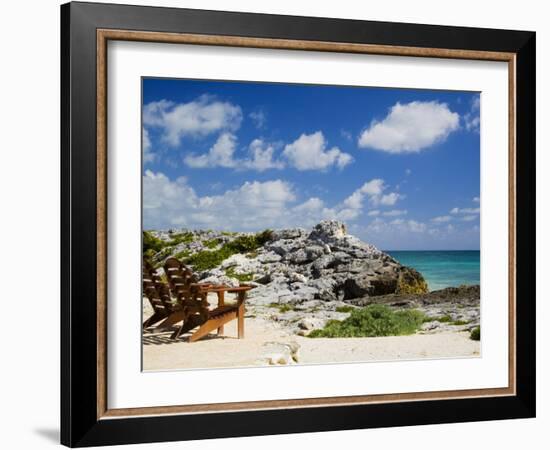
143 313 480 371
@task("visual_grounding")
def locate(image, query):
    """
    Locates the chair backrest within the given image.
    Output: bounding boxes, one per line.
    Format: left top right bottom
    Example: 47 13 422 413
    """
143 260 174 314
163 257 211 321
163 257 199 298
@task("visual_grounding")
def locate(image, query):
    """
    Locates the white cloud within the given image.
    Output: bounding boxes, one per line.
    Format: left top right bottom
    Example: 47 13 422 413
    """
283 131 353 171
382 209 407 217
143 128 155 164
143 171 296 230
143 170 198 229
379 192 401 206
245 139 285 171
450 207 480 215
432 215 452 223
464 97 480 133
143 174 404 231
461 215 477 222
367 210 380 217
360 179 385 196
405 168 412 176
249 110 266 129
184 132 238 168
473 196 480 203
184 135 285 171
369 218 427 234
358 101 460 153
143 95 242 146
341 178 402 213
292 197 324 213
407 220 427 233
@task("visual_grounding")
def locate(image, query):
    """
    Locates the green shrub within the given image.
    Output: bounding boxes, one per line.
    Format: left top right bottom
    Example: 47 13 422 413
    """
168 232 194 246
268 303 294 313
335 305 355 313
185 247 234 271
308 305 427 338
451 319 470 326
203 238 222 249
470 326 480 341
435 314 452 323
225 267 254 282
186 230 273 271
143 231 166 253
174 249 191 260
225 230 273 253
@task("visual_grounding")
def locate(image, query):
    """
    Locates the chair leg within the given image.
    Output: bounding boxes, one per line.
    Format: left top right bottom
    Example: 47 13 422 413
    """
237 302 245 339
156 310 185 330
217 291 225 336
189 312 237 342
143 311 166 329
237 291 246 339
170 318 198 340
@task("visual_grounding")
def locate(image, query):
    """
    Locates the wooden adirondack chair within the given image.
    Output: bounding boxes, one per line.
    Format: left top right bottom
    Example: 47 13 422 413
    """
162 257 253 342
142 260 182 329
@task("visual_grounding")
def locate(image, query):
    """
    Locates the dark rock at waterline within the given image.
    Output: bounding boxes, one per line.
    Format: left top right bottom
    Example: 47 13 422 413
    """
346 284 481 308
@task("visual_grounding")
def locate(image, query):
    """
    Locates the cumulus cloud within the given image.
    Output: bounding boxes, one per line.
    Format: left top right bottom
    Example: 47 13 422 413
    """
142 128 155 164
143 173 404 231
473 196 480 203
143 171 296 230
461 215 477 222
283 131 353 170
367 210 380 217
143 95 242 146
341 179 403 213
358 101 460 153
143 171 198 229
382 209 407 217
464 97 480 133
184 132 239 168
367 218 427 235
184 135 285 171
432 215 452 223
450 207 480 215
379 192 401 206
245 139 285 171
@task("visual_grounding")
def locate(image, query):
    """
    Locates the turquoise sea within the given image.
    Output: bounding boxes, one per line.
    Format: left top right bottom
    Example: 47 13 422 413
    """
386 250 480 292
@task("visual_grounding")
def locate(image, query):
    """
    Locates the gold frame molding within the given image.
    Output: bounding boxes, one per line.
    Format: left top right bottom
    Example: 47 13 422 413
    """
96 29 516 420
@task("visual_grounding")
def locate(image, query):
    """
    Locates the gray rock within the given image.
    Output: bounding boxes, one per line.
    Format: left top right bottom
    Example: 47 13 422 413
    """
200 275 240 287
287 249 311 264
271 228 308 241
290 272 308 283
257 251 282 264
308 220 347 242
298 317 325 331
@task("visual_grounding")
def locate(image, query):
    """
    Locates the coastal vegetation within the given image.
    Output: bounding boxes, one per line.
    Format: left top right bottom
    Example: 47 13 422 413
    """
184 230 273 271
470 326 480 340
308 305 427 338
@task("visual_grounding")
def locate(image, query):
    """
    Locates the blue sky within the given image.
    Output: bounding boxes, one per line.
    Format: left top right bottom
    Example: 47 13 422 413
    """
142 78 480 250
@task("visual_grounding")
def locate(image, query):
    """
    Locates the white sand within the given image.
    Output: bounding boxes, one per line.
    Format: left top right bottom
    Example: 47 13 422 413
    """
142 316 480 371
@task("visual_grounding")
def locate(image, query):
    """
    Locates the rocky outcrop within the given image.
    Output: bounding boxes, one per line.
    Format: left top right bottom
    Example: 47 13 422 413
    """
147 220 429 306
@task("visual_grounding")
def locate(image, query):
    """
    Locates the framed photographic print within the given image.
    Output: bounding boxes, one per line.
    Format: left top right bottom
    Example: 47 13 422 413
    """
61 1 536 447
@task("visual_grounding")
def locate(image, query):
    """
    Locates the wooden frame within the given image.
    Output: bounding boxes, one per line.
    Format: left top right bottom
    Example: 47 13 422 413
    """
61 1 535 447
